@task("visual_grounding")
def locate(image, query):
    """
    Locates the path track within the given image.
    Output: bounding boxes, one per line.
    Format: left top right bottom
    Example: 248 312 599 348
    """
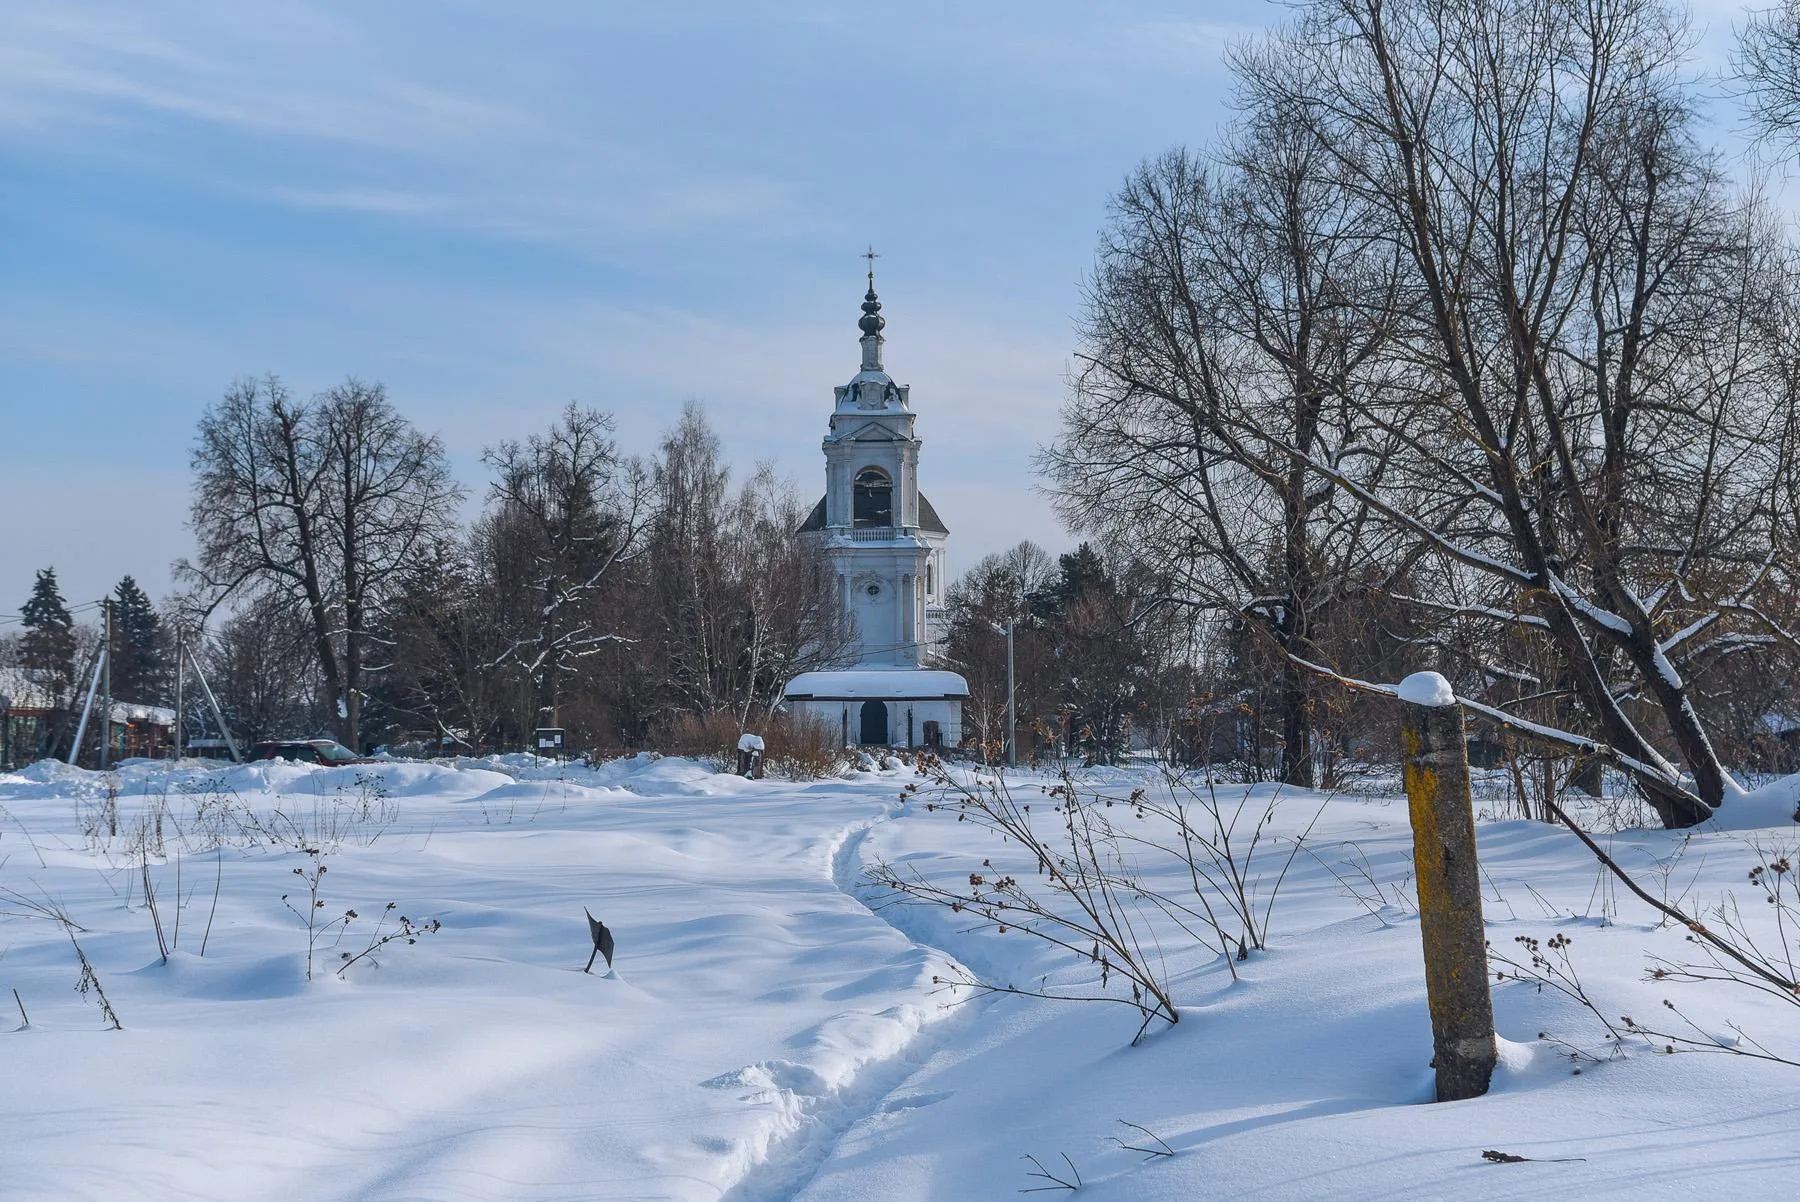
718 797 995 1202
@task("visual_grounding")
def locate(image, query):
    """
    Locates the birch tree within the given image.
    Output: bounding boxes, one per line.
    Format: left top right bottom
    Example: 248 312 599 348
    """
638 403 847 725
481 403 649 730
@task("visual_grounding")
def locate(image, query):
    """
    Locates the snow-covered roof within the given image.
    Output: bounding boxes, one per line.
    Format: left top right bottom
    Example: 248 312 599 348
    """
0 669 173 723
782 669 969 700
0 667 58 711
110 702 176 726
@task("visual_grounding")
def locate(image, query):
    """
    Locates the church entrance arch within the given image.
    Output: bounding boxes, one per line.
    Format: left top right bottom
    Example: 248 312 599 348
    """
859 700 889 746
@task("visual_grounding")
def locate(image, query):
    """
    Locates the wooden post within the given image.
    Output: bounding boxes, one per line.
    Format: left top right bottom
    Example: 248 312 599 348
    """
1397 671 1496 1102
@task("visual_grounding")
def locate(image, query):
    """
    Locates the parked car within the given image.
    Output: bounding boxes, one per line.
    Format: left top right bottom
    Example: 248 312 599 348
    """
248 739 374 765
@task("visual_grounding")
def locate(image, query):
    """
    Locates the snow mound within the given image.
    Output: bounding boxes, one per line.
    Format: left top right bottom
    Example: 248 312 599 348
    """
1396 670 1456 707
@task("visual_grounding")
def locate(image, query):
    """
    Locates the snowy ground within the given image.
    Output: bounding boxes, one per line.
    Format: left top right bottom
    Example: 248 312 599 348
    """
2 753 1799 1200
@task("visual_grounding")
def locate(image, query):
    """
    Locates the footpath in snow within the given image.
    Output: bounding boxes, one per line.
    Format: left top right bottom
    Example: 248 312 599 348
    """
2 753 1799 1199
0 754 968 1201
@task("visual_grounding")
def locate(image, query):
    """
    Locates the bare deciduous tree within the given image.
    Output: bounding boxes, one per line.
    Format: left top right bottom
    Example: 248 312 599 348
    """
1047 119 1407 785
1227 0 1800 825
183 376 461 749
1737 0 1800 152
636 403 849 728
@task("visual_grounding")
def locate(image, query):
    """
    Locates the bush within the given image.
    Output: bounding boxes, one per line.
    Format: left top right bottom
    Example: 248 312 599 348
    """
653 710 845 779
657 712 742 771
759 712 844 779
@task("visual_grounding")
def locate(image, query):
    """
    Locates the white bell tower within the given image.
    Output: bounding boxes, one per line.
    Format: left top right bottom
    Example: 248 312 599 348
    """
796 261 949 667
783 261 966 749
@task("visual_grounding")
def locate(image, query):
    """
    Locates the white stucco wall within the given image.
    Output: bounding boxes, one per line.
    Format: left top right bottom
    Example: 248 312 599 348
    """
789 696 963 749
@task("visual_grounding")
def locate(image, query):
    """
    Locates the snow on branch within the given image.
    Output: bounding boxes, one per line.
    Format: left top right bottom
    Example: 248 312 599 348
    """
1285 655 1684 792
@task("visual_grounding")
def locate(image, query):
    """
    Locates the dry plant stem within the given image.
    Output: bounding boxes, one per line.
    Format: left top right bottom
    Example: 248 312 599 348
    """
1543 797 1800 996
1110 1119 1174 1160
1489 932 1626 1045
140 851 169 964
1106 773 1323 969
171 854 182 951
1305 843 1391 924
1019 1152 1081 1193
281 847 353 981
336 905 440 977
200 849 223 957
929 962 1170 1045
1623 999 1800 1068
0 806 48 869
12 988 27 1027
0 886 88 929
67 926 122 1030
872 766 1180 1040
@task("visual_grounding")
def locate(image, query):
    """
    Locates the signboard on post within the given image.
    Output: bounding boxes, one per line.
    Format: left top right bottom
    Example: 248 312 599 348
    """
533 727 566 756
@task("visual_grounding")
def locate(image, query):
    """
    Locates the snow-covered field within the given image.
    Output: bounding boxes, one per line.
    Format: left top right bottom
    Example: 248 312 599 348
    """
3 753 1799 1200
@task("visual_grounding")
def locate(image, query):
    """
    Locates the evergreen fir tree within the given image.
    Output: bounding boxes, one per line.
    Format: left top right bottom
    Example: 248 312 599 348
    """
1037 544 1148 765
19 567 77 698
110 576 168 703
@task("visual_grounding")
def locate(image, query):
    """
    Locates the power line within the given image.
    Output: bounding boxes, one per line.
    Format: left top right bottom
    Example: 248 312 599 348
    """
0 599 107 628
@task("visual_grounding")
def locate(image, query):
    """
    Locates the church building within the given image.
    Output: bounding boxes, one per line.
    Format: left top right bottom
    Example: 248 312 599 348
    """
780 271 969 748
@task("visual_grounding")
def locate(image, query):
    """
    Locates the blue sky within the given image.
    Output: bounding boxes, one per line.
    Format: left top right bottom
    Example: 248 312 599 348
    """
0 0 1754 615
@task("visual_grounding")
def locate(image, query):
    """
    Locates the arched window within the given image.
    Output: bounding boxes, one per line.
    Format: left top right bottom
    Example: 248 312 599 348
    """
853 467 893 527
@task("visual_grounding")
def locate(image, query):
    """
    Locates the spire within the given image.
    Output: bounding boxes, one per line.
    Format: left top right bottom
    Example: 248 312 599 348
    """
859 247 885 371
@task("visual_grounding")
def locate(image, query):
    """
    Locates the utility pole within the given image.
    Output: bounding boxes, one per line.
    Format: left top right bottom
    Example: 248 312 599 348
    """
100 597 112 771
989 616 1018 767
1005 617 1017 768
187 642 240 763
173 627 185 760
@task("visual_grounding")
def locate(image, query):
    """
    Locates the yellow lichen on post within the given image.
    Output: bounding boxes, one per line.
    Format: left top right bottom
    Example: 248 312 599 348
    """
1397 671 1497 1102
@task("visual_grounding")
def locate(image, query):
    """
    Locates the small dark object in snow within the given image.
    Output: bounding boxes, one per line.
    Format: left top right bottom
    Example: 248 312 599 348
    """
584 909 615 973
1482 1149 1587 1164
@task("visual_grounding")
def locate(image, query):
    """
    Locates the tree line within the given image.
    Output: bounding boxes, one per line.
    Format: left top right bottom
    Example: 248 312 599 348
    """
1045 0 1800 825
4 387 850 760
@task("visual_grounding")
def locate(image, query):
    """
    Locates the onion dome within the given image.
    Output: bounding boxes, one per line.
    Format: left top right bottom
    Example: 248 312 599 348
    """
858 280 885 336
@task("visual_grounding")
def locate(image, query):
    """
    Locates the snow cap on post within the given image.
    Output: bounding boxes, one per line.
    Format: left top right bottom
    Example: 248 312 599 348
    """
1397 671 1456 708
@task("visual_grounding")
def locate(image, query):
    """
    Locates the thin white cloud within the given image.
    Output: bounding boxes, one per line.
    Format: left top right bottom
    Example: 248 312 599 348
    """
0 0 1277 608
